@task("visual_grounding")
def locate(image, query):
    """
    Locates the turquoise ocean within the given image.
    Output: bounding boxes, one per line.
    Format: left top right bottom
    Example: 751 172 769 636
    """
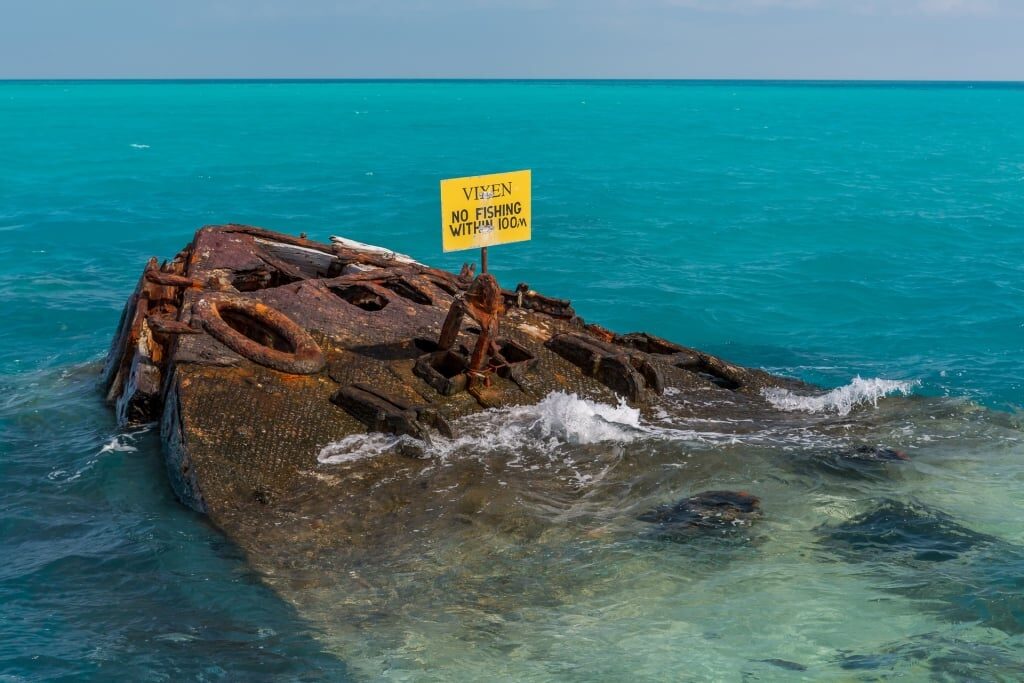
1 81 1023 680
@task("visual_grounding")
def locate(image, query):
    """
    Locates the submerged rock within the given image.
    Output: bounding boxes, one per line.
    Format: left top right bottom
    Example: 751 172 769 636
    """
821 499 991 563
789 444 911 481
820 499 1024 634
637 490 762 540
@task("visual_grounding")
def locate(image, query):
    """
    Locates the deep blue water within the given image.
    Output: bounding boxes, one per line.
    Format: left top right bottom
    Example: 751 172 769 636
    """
1 81 1023 680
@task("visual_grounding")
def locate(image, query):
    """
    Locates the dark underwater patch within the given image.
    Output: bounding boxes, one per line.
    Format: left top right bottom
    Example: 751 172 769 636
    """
822 499 991 563
638 490 761 542
835 631 1024 680
820 499 1024 634
759 658 807 671
789 444 910 482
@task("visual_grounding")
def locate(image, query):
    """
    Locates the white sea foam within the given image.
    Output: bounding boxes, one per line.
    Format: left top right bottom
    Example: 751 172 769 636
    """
317 432 414 464
48 428 151 482
761 376 919 416
99 434 139 454
316 384 888 468
317 392 643 465
129 143 150 149
98 426 153 454
523 391 642 444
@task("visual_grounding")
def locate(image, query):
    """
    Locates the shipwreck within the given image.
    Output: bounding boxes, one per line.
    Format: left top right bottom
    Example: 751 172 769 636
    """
101 224 831 551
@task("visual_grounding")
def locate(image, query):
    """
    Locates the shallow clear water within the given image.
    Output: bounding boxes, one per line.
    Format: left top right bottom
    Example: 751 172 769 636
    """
1 80 1023 680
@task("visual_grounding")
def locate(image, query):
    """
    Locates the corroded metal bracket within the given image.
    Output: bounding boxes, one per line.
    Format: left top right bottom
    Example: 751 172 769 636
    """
332 383 453 440
503 282 575 319
463 274 504 391
546 332 664 402
597 330 745 391
428 273 506 402
414 350 469 397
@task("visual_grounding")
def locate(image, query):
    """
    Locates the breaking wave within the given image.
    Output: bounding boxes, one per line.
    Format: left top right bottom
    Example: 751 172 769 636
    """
315 388 868 467
317 392 643 465
762 376 918 416
524 391 642 444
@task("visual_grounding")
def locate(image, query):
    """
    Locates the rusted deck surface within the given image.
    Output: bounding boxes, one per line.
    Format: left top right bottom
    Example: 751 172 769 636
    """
103 224 803 558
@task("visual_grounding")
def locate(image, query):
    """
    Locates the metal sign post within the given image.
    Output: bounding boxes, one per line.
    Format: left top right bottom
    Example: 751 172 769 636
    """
440 169 532 272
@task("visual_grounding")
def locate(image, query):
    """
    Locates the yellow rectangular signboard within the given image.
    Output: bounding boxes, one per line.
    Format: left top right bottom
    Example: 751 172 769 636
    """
440 169 531 253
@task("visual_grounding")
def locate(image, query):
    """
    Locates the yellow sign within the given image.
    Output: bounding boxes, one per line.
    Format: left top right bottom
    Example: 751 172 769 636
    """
440 169 531 253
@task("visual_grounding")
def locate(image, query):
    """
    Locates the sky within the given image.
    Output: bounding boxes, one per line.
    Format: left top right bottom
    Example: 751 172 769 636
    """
0 0 1021 80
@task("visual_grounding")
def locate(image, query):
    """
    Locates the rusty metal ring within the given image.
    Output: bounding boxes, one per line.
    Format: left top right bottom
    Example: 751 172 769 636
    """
194 294 325 375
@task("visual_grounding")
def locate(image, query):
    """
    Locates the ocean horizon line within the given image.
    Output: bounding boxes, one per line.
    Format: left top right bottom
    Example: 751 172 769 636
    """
1 77 1023 86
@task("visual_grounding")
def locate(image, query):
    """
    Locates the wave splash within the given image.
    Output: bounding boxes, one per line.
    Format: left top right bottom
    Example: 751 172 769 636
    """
526 390 642 444
762 376 918 416
317 391 643 465
317 377 920 467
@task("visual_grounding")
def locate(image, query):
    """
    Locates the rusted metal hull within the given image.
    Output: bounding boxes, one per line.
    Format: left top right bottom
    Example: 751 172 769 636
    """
103 224 803 545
